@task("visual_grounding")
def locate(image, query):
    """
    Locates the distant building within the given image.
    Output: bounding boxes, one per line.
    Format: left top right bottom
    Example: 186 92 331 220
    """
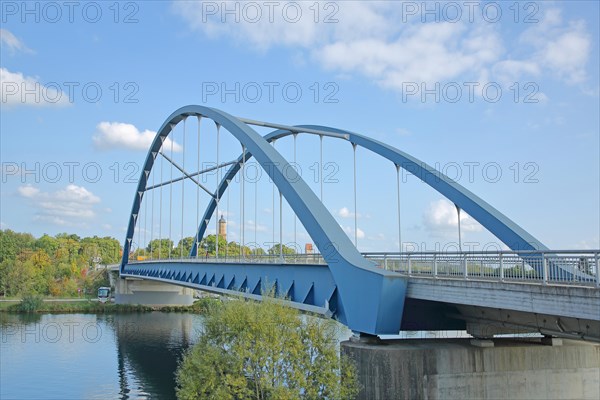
305 243 313 254
218 215 227 241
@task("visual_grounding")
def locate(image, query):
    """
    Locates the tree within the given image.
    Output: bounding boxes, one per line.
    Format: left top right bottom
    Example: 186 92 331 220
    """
0 229 123 298
55 235 81 264
176 295 359 400
199 235 228 257
175 236 196 258
145 239 174 258
0 229 35 262
81 236 121 264
267 244 297 256
35 234 59 257
2 254 36 296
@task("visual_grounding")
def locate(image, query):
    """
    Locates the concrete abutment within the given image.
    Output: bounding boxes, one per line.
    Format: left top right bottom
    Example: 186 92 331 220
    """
114 277 194 306
342 338 600 399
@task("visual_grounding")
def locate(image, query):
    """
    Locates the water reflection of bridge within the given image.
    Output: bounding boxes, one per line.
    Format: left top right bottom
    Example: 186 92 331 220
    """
112 313 197 400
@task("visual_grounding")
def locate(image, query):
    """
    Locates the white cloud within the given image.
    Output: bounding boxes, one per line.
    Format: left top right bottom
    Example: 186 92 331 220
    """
423 199 482 235
173 2 502 88
342 225 365 239
539 27 590 83
53 184 100 205
174 2 592 91
0 29 33 54
1 67 69 107
338 207 351 218
17 184 101 226
337 207 362 219
172 0 329 51
492 60 541 84
316 22 502 90
92 122 182 152
518 9 591 84
17 185 40 198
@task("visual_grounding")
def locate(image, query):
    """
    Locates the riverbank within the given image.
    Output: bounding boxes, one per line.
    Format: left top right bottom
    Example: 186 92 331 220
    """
0 297 216 314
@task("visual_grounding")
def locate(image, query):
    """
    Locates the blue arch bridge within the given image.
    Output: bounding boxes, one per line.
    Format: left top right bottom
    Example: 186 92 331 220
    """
119 105 600 342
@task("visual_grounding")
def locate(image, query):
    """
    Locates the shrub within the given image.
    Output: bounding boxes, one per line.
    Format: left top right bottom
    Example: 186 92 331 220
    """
18 294 44 312
176 295 359 400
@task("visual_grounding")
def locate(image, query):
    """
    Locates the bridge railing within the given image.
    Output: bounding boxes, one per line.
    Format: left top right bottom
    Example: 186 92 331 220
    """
127 250 600 288
362 250 600 288
129 253 327 265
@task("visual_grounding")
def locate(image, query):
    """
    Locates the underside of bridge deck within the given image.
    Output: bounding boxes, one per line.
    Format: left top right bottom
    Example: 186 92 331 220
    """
402 278 600 341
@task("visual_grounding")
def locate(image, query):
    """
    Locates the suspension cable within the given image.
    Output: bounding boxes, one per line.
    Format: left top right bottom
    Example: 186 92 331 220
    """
216 123 220 261
181 117 186 259
353 143 358 248
143 176 147 258
168 124 174 259
240 145 245 260
196 116 201 258
254 163 257 251
226 178 230 260
150 161 155 259
159 148 163 259
293 133 297 252
279 190 283 261
242 145 246 259
272 140 276 252
136 195 141 260
320 135 323 202
456 204 462 252
396 164 402 254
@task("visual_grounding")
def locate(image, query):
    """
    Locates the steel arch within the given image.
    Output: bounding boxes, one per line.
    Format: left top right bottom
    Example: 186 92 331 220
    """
122 105 406 335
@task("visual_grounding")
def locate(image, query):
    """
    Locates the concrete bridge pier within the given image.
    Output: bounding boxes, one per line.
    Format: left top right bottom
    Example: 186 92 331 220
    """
114 276 194 306
342 338 600 400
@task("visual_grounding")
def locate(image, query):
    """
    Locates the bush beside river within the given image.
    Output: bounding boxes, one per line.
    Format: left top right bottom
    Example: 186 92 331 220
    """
1 295 219 314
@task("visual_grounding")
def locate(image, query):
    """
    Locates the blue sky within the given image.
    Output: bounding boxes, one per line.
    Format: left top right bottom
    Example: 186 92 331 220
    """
1 1 598 253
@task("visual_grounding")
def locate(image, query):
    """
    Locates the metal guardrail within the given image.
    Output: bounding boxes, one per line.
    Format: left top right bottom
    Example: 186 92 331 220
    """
362 250 600 288
128 250 600 288
129 253 327 265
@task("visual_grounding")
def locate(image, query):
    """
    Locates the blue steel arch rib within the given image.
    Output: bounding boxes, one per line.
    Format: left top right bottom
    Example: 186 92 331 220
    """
121 105 406 335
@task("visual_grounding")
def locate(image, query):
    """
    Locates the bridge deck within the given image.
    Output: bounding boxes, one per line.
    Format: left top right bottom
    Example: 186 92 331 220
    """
123 254 600 341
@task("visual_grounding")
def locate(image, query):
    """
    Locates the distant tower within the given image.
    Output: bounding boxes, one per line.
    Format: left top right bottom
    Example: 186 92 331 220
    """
218 215 227 241
305 243 313 254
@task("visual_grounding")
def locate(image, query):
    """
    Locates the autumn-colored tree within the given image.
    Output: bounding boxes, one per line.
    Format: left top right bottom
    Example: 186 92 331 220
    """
0 229 121 298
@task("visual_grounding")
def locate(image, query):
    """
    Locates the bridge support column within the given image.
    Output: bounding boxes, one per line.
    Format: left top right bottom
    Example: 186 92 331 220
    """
342 338 600 400
114 277 194 306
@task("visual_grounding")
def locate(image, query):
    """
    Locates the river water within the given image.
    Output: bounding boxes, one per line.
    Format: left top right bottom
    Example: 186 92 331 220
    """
1 312 205 399
1 312 354 400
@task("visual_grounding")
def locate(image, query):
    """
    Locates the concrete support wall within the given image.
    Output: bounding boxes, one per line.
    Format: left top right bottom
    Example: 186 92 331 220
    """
341 338 600 400
114 277 194 306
